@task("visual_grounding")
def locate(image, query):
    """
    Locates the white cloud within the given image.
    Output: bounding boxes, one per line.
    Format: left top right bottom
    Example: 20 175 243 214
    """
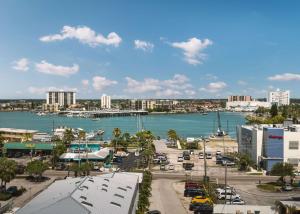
237 80 247 85
12 58 29 71
40 25 122 47
171 37 213 65
134 40 154 52
204 73 218 80
199 81 227 93
35 60 79 77
28 86 78 95
92 76 117 91
268 73 300 81
82 79 89 88
125 74 195 97
125 77 161 93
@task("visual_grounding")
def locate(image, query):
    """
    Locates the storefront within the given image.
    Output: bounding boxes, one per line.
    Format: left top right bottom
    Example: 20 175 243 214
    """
4 142 54 157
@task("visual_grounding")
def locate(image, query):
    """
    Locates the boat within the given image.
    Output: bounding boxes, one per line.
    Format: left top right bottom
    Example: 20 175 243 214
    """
37 112 46 116
92 118 101 121
96 130 105 135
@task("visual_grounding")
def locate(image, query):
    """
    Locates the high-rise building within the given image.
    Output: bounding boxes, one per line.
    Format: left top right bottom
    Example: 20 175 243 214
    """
228 95 252 102
101 94 111 109
268 89 290 106
46 91 76 107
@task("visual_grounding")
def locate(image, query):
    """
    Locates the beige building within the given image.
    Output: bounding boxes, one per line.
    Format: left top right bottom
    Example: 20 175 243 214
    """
0 128 38 142
228 95 252 102
42 103 59 112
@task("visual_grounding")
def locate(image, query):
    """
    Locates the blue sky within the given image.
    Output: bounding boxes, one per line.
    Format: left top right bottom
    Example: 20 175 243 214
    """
1 0 300 99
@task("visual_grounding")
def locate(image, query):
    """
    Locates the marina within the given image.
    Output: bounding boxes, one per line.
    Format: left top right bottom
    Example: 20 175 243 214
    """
0 111 246 140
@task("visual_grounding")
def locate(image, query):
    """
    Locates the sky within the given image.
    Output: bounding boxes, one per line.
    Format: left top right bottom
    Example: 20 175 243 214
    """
1 0 300 99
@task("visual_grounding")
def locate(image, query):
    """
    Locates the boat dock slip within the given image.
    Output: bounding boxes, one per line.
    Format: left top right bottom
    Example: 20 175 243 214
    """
58 110 148 118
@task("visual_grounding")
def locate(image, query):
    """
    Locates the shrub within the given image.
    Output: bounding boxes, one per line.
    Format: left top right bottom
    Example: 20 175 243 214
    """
0 192 12 201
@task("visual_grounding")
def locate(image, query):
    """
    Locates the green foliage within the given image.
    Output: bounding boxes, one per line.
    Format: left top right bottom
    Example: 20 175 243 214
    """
271 162 294 177
63 128 75 145
167 129 178 143
137 171 152 214
0 158 17 191
255 107 269 115
26 160 48 180
237 153 253 171
0 192 12 200
136 130 155 169
270 104 278 117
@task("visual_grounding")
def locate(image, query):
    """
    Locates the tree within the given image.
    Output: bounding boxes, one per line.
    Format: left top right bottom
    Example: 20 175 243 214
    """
112 128 122 152
52 141 67 167
26 160 48 181
63 129 75 146
167 129 178 145
270 104 278 118
270 162 294 185
80 162 92 176
70 162 80 177
0 134 4 156
136 130 155 169
281 106 288 119
0 158 17 191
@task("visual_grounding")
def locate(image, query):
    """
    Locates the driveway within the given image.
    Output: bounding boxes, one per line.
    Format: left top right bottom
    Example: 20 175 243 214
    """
149 179 187 214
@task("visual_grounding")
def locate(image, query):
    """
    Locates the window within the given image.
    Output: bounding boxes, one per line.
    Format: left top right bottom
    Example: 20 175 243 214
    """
289 141 299 150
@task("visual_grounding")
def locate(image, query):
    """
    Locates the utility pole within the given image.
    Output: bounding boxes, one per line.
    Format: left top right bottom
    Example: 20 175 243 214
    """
224 162 227 204
203 138 207 182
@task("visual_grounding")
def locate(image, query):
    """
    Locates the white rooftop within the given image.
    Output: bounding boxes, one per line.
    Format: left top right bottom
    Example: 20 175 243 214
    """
16 173 140 214
0 128 38 134
213 204 275 214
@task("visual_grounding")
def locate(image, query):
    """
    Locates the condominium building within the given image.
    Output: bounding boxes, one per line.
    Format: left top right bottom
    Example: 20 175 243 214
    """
268 89 290 106
101 94 111 109
46 91 76 107
0 128 38 142
237 124 300 171
228 95 252 102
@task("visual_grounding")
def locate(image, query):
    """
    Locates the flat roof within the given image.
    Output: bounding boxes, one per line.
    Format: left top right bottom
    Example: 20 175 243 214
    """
16 173 140 214
213 204 275 214
0 128 38 134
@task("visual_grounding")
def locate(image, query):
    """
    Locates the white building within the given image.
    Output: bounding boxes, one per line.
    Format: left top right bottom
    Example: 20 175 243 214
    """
101 94 111 109
226 101 271 112
237 124 300 171
268 89 290 106
46 91 76 107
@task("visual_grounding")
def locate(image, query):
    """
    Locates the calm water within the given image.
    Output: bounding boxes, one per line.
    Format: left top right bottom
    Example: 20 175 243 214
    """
0 112 245 140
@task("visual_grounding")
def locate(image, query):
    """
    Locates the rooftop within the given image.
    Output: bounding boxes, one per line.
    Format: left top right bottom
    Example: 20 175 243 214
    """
0 128 38 134
16 173 141 214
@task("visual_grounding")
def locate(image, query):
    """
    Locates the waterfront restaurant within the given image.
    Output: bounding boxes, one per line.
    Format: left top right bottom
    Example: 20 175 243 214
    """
3 142 54 157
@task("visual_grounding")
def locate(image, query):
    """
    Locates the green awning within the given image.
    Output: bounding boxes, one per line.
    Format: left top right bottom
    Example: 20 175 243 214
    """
4 142 54 150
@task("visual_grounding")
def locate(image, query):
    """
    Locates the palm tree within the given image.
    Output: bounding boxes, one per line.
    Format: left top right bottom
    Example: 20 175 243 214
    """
112 128 122 152
136 130 155 169
167 129 178 146
0 158 17 191
63 129 75 146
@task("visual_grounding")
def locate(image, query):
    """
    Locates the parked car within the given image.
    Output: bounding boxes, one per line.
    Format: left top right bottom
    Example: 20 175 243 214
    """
191 196 212 204
193 203 213 214
6 186 18 196
55 163 66 170
216 151 222 156
293 171 300 176
184 189 205 197
14 152 23 158
189 202 210 211
184 155 191 160
222 160 235 166
205 152 212 159
199 152 204 159
168 164 175 170
283 184 293 191
183 163 194 170
215 186 233 194
226 198 245 205
177 156 184 162
185 181 201 189
218 192 240 200
146 210 161 214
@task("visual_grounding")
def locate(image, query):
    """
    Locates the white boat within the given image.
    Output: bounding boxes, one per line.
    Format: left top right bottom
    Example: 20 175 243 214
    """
37 112 46 116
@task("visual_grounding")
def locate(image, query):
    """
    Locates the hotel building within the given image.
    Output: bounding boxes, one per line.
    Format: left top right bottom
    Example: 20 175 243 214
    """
101 94 111 109
46 91 76 107
268 89 290 106
228 95 252 102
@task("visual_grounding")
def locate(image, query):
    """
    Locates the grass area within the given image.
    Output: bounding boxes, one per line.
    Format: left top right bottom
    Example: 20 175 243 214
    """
257 183 280 192
247 172 263 175
0 192 12 201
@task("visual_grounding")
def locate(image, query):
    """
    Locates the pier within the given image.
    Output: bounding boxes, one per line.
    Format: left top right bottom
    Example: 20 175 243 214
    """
58 109 148 118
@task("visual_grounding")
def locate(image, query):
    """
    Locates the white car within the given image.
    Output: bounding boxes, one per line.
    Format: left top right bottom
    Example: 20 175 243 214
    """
199 153 204 159
226 199 245 205
216 151 222 156
177 156 184 162
168 164 175 170
218 192 240 200
215 186 233 194
206 152 212 159
293 171 300 176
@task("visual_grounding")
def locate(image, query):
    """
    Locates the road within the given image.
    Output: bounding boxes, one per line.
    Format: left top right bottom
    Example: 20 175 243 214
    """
149 179 187 214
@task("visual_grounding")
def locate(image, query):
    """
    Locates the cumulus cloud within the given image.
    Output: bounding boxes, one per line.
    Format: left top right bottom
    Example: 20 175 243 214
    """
28 86 78 95
171 37 213 65
125 77 161 93
92 76 117 91
199 81 227 93
12 58 29 71
35 60 79 77
82 79 89 88
40 25 122 47
125 74 195 97
268 73 300 81
134 40 154 52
